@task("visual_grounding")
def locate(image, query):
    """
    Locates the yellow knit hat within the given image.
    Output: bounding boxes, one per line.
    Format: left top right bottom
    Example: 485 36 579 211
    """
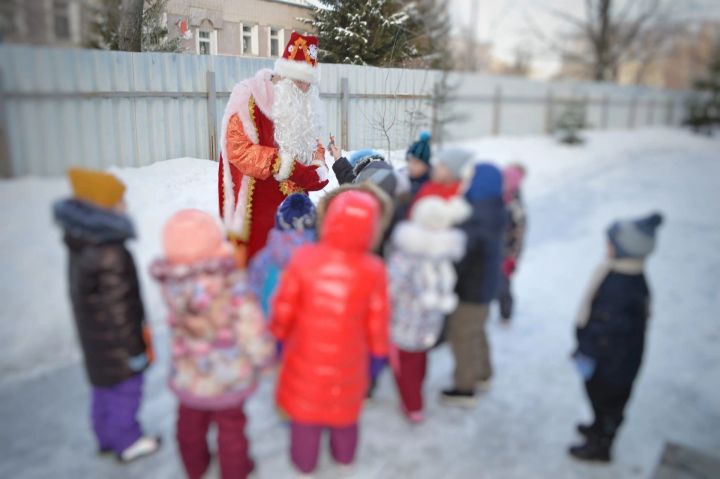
67 167 126 208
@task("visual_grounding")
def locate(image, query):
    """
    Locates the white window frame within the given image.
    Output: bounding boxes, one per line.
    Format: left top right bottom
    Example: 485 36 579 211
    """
196 29 216 55
241 22 259 56
268 26 281 58
279 28 286 53
251 25 259 55
210 29 218 55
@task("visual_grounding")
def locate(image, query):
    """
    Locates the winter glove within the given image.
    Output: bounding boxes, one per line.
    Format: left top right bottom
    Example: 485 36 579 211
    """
502 257 517 278
369 356 387 383
289 162 329 191
572 350 597 381
128 352 150 373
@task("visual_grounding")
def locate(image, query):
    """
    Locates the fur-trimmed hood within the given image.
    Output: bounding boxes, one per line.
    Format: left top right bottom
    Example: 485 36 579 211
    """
315 182 395 249
392 222 466 260
54 198 135 246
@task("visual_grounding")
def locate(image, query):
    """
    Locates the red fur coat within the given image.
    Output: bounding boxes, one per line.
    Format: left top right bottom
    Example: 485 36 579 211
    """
218 69 327 265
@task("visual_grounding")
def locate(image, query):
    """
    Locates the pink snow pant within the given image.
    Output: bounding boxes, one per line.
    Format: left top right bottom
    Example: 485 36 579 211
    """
392 349 427 414
177 404 254 479
290 422 358 473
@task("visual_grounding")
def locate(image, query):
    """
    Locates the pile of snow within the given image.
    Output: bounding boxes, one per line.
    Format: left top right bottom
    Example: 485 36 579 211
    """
0 128 715 382
1 127 719 478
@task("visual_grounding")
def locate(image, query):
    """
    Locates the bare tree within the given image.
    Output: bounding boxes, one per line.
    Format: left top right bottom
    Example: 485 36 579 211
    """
117 0 144 52
505 45 533 77
529 0 678 82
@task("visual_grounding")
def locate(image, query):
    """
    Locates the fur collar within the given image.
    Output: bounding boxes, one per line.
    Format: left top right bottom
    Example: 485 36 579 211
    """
391 222 466 260
220 69 274 149
54 198 134 245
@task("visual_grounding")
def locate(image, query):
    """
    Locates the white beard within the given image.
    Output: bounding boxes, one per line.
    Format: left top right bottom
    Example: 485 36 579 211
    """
271 78 322 167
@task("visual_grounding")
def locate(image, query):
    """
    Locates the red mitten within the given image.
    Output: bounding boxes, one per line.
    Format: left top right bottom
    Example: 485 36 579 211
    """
289 162 328 191
502 257 517 278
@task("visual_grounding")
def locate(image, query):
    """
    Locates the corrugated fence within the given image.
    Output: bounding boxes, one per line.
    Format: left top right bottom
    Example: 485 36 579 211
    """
0 45 693 177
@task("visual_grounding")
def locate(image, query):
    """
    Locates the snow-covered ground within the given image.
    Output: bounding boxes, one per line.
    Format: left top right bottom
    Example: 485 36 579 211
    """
1 128 719 478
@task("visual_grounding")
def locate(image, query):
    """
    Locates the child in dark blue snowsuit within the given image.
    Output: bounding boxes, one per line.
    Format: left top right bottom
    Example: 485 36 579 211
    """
570 212 663 462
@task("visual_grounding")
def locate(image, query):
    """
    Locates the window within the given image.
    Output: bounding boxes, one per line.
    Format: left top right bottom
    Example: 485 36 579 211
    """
198 31 211 54
53 0 71 40
270 28 280 57
242 25 252 55
0 1 17 37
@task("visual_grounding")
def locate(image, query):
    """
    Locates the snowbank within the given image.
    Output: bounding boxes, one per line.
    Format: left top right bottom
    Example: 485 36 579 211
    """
1 127 719 478
0 128 716 381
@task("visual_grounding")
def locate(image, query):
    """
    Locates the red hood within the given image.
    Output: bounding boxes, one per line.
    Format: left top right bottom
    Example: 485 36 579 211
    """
320 190 380 253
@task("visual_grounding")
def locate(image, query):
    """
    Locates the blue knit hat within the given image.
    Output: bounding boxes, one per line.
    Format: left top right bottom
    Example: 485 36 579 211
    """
275 193 316 232
607 212 664 259
407 131 432 165
465 163 503 202
349 149 383 167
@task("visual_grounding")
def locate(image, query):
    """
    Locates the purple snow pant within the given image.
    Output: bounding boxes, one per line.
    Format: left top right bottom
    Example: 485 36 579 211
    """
91 374 143 455
290 422 358 474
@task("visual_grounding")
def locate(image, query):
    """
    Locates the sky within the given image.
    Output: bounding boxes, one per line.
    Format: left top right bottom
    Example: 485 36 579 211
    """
448 0 720 79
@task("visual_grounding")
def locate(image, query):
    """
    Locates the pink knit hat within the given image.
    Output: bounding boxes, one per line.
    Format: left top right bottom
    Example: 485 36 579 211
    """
503 164 526 203
163 209 231 265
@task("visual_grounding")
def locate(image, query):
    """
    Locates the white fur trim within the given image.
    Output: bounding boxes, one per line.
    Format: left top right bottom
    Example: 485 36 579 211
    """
447 197 472 224
392 222 467 260
313 160 329 182
273 152 296 182
230 175 250 235
274 58 320 84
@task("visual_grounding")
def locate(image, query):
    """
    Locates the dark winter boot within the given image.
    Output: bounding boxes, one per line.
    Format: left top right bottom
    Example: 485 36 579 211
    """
576 423 595 437
568 434 611 463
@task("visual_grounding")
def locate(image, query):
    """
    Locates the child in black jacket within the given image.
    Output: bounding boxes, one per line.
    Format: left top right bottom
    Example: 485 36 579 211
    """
570 212 663 462
54 168 160 462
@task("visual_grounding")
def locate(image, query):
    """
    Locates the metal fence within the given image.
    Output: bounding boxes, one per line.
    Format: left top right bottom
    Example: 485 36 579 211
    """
0 45 693 177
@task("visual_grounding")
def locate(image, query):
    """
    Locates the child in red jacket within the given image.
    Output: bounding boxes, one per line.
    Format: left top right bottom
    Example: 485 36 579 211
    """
270 189 390 476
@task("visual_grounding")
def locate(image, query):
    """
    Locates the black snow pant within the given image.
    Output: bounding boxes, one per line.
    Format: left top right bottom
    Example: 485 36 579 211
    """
584 374 633 443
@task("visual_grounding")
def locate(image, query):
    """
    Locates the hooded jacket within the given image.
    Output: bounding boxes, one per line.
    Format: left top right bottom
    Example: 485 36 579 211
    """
270 190 390 426
54 199 149 387
455 197 507 304
387 215 467 351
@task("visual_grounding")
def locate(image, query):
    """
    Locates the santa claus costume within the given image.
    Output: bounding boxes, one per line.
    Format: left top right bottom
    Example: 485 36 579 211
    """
218 32 329 265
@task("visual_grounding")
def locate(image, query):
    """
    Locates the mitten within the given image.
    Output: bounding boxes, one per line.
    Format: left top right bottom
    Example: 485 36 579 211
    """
289 162 328 191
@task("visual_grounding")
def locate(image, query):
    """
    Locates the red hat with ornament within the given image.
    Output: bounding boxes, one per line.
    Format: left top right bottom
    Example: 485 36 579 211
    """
274 32 320 84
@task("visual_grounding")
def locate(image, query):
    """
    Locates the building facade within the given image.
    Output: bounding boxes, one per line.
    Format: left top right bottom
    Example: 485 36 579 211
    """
0 0 315 59
166 0 315 57
0 0 93 47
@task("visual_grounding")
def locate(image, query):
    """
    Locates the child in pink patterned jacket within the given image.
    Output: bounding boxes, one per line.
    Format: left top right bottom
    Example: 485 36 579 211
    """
151 209 273 479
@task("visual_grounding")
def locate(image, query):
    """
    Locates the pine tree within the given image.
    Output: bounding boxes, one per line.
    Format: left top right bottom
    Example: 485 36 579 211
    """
685 40 720 135
307 0 421 66
88 0 182 53
404 0 453 69
554 101 588 145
